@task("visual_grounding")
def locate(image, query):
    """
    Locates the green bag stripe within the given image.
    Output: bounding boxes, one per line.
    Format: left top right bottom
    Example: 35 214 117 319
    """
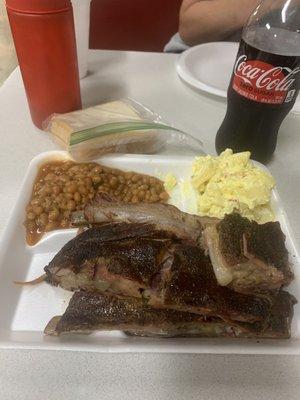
70 121 184 146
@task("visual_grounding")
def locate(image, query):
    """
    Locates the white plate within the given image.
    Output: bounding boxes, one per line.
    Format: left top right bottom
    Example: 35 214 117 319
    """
0 151 299 354
176 42 300 114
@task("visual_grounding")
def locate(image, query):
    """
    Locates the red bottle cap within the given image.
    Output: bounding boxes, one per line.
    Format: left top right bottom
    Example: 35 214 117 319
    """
6 0 71 14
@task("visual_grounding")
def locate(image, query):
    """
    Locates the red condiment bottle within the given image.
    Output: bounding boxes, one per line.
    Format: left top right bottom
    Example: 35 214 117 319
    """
6 0 82 129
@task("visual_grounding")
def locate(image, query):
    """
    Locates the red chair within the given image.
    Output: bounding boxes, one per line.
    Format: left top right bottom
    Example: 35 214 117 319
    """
89 0 182 52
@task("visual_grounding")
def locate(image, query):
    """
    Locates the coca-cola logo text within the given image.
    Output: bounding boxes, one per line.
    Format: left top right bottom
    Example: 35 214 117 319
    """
232 55 300 104
234 55 300 91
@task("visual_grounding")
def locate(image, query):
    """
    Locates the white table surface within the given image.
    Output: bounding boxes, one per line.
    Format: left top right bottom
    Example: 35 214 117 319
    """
0 50 299 400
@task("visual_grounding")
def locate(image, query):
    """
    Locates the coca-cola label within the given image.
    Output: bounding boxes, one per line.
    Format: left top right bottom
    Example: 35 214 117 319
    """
232 40 300 105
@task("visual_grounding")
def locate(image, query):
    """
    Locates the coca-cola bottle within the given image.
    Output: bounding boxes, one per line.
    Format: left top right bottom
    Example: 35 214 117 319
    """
215 0 300 163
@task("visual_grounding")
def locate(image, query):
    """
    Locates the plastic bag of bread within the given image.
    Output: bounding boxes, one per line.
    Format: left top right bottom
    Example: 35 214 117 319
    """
43 98 204 161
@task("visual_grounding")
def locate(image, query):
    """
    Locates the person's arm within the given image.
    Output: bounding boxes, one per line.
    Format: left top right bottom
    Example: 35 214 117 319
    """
179 0 262 45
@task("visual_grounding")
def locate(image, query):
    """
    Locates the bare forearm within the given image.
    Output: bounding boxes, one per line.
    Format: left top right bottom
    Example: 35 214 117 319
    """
179 0 261 45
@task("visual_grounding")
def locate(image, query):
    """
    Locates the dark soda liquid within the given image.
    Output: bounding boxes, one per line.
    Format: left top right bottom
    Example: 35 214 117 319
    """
215 91 294 163
216 37 300 163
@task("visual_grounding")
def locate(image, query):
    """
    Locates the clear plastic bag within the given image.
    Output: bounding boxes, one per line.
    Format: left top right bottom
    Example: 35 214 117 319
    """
43 98 204 161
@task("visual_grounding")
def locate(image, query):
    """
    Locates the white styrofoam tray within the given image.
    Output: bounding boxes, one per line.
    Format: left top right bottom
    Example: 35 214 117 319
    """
0 151 299 354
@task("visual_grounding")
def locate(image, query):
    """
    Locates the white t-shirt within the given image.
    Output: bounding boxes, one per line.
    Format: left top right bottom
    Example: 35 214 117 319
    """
164 31 242 53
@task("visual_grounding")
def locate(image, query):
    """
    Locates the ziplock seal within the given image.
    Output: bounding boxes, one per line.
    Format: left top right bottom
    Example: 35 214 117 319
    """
70 121 185 146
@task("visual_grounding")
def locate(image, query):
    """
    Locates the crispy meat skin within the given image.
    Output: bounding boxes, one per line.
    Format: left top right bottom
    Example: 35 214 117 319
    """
218 213 250 265
45 223 272 323
45 222 173 278
245 220 290 274
49 291 209 334
44 291 296 339
105 239 171 285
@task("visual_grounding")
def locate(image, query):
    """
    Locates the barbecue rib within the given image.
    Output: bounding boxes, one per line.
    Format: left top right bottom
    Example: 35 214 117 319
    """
203 213 293 292
72 197 292 293
44 222 274 324
44 290 296 339
71 194 218 245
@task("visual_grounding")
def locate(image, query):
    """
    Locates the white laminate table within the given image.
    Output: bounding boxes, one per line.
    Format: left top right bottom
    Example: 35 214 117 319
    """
0 50 299 400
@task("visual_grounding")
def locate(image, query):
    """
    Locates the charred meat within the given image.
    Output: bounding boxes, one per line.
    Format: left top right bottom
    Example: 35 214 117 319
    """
44 222 274 324
43 203 296 339
73 198 292 294
45 290 296 339
203 213 293 292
